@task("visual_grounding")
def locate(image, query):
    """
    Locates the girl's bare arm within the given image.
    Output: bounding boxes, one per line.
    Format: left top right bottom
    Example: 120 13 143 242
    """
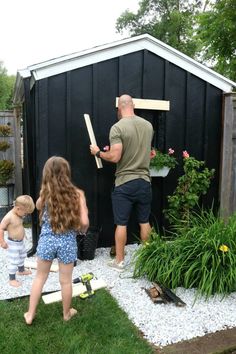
78 190 89 233
36 197 42 210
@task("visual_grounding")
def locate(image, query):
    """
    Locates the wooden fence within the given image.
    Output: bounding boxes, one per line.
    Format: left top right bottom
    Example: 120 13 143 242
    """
0 110 22 199
220 92 236 218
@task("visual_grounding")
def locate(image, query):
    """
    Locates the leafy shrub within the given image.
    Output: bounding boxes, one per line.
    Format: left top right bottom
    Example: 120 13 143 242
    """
164 152 215 225
133 209 236 298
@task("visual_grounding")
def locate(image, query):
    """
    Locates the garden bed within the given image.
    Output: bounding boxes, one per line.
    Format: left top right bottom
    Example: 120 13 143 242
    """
1 233 236 348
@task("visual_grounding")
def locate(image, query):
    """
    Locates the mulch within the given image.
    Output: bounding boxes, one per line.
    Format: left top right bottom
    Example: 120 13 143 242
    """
153 327 236 354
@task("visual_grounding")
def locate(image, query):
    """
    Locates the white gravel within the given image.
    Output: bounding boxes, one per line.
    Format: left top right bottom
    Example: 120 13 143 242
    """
1 229 236 347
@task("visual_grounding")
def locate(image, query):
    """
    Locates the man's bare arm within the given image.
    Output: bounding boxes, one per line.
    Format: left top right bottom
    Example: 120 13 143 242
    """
90 143 122 163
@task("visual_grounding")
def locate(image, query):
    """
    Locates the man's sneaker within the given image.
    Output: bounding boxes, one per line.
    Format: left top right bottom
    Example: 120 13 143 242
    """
107 259 125 272
110 245 116 258
109 246 127 258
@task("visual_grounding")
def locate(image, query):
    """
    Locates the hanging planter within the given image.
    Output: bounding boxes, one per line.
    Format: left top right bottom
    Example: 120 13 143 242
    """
150 166 170 177
149 148 177 178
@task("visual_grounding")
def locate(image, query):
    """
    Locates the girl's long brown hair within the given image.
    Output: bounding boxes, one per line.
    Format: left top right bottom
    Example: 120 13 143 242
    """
39 156 82 233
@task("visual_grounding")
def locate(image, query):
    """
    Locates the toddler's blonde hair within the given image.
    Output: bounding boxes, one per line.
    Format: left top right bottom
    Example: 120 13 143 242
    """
15 195 35 214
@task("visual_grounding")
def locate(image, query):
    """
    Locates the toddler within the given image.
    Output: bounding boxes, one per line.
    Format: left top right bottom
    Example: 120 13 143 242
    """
0 195 35 287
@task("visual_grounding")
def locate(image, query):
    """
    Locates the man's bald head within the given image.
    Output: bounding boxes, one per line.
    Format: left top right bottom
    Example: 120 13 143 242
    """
117 94 135 119
118 94 134 107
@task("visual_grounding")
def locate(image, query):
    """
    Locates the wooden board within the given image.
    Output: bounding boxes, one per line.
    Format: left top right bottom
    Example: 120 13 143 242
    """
84 114 103 169
42 279 107 304
115 97 170 111
24 259 59 272
153 282 186 307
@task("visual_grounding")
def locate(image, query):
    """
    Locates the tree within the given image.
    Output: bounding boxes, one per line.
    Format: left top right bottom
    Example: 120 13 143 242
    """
197 0 236 81
0 62 15 110
116 0 203 58
116 0 236 82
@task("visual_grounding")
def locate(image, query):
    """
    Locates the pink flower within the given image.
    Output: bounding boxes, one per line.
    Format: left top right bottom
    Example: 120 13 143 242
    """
150 149 156 158
103 145 110 151
183 150 189 158
168 148 174 155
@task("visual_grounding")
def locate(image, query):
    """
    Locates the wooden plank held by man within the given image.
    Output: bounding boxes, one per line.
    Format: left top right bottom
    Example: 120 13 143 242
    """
84 114 103 169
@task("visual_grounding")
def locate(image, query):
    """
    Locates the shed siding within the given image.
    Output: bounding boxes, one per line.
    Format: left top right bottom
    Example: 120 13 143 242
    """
25 49 222 248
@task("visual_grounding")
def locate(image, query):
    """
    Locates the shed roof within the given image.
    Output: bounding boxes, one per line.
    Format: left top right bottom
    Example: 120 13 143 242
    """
14 33 236 103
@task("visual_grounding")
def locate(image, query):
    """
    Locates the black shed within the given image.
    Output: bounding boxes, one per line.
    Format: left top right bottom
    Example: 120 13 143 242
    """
13 34 236 250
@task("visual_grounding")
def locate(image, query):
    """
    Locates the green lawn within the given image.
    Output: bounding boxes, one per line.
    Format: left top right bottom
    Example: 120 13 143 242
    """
0 289 156 354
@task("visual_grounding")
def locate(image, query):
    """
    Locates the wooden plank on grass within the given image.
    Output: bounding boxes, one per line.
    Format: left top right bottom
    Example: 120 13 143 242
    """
84 114 103 169
115 97 170 111
25 259 59 272
42 279 107 304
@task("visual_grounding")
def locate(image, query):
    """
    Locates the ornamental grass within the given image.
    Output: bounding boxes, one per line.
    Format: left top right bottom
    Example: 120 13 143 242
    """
133 209 236 298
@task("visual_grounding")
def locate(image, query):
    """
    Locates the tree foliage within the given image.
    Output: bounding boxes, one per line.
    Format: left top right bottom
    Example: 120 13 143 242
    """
116 0 203 58
116 0 236 81
0 62 15 110
197 0 236 81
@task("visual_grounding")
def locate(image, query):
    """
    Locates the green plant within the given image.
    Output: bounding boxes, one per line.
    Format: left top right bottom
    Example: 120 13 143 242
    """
0 124 14 185
133 209 236 298
149 147 177 171
0 124 12 136
164 151 215 225
0 160 14 185
0 141 10 151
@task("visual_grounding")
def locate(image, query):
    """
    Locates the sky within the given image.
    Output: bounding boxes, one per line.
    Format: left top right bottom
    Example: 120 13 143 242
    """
1 0 139 75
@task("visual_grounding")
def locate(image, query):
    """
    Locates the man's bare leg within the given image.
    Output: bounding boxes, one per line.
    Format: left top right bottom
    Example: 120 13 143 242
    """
140 222 151 242
115 225 127 263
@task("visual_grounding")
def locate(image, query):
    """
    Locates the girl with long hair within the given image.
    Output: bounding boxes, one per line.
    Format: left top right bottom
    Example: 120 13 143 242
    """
24 156 89 324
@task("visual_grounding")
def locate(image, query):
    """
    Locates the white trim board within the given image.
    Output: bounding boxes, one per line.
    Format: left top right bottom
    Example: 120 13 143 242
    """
116 97 170 111
42 279 107 304
14 34 236 98
24 259 59 272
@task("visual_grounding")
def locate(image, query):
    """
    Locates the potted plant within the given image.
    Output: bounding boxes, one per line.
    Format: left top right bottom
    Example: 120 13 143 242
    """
0 124 15 206
0 159 14 185
149 148 177 177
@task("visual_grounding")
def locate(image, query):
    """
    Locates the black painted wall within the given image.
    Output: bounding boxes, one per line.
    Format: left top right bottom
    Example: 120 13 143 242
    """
23 49 222 248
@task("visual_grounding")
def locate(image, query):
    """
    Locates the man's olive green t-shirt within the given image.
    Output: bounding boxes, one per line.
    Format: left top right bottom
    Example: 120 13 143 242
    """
109 115 153 186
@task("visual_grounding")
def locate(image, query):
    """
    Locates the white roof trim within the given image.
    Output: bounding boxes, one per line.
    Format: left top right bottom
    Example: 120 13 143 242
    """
15 34 236 103
13 69 34 104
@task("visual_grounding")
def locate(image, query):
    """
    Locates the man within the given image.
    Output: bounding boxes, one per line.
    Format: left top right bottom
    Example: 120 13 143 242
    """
90 94 153 271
